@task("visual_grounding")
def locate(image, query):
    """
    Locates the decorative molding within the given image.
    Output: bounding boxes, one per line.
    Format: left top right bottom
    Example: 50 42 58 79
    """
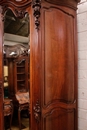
43 107 74 118
33 99 41 123
45 0 79 10
16 59 26 64
32 0 41 30
0 1 42 30
14 9 27 18
0 1 31 18
4 44 29 58
0 1 31 7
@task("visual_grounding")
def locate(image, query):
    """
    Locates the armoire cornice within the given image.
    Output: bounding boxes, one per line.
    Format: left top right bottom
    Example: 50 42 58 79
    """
0 0 81 10
44 0 81 10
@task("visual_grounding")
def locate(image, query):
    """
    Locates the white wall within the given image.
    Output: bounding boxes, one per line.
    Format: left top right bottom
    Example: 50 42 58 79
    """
77 1 87 130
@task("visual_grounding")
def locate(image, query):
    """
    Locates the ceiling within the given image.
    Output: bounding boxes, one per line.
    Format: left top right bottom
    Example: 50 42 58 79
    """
4 9 30 45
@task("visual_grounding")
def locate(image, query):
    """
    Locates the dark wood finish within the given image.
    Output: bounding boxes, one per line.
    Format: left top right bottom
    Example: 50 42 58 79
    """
40 4 77 130
0 0 80 130
15 92 29 130
31 1 80 130
17 103 29 130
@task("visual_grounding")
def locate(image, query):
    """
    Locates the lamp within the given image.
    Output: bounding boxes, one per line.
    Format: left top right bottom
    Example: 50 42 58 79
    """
4 66 8 87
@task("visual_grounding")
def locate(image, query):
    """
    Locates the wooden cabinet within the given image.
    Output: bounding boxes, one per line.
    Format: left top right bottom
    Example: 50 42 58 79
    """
0 0 80 130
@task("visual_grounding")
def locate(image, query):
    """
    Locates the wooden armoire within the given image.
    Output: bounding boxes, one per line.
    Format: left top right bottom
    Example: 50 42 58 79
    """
0 0 80 130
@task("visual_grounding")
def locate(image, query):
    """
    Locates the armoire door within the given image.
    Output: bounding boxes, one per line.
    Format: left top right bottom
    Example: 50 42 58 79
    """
41 3 77 130
31 1 80 130
0 0 80 130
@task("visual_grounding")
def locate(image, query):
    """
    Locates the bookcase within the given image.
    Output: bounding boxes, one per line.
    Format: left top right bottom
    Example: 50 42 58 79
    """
13 56 29 93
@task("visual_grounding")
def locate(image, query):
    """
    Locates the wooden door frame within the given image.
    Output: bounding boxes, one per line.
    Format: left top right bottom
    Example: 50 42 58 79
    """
0 1 34 130
0 1 42 129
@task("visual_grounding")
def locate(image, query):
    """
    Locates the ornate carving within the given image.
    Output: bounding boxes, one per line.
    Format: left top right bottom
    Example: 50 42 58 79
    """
0 80 3 97
4 44 29 58
33 99 41 123
0 1 31 18
0 1 31 7
32 0 41 30
0 6 4 21
14 9 27 18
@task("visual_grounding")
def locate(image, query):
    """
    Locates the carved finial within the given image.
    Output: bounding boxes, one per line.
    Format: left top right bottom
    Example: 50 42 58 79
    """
32 0 41 30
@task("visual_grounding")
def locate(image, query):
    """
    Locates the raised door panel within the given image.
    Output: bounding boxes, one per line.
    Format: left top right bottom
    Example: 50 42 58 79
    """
44 8 74 104
43 108 74 130
41 6 77 130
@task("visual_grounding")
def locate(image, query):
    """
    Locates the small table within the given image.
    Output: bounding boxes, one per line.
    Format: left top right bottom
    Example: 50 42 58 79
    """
15 92 30 130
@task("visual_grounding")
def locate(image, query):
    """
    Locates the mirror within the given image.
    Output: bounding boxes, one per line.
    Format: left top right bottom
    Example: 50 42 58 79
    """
3 9 30 130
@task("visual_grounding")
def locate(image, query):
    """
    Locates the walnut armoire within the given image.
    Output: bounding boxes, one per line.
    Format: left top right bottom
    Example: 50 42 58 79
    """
0 0 80 130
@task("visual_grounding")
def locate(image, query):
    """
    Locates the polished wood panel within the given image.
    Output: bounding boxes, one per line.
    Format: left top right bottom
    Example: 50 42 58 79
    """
43 108 74 130
40 3 78 130
44 8 74 104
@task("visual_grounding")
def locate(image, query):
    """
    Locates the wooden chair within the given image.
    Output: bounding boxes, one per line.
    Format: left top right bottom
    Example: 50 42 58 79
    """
4 99 13 130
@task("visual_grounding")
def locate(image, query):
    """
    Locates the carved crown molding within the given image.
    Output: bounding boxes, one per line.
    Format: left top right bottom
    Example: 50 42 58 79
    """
0 0 31 17
44 0 80 10
0 0 79 30
0 0 41 30
0 0 32 7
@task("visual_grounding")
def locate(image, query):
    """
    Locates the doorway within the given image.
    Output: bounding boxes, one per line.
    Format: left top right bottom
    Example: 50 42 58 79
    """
3 9 30 130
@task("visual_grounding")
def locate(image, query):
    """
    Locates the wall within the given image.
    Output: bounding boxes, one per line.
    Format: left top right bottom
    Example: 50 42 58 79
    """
77 0 87 130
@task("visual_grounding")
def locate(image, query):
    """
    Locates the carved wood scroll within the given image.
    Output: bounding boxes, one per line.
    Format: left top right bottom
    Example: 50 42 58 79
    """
32 0 41 30
33 99 41 123
0 1 31 19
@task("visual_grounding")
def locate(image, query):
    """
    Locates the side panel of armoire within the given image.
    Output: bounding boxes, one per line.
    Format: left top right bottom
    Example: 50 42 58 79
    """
40 2 78 130
0 10 4 130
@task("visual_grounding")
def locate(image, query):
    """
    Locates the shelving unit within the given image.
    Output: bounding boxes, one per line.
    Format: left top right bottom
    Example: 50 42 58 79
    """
13 56 29 93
